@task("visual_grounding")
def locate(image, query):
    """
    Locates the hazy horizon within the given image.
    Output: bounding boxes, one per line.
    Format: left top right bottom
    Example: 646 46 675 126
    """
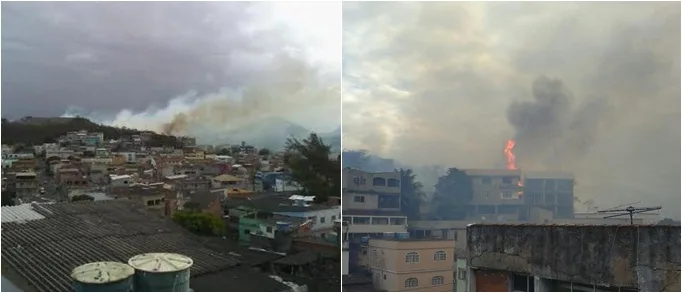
343 2 680 219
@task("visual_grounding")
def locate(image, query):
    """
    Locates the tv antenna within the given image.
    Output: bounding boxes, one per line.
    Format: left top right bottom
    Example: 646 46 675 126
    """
597 205 661 225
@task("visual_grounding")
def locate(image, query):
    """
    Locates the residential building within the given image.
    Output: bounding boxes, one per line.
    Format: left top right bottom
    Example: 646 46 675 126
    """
182 189 226 219
109 174 133 187
227 194 341 244
342 168 407 237
212 174 246 189
521 171 575 219
14 172 39 198
56 166 88 187
466 224 680 292
462 169 575 221
360 237 455 292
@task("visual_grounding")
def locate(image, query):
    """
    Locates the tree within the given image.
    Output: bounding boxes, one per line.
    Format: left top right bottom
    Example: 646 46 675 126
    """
284 133 339 203
396 168 426 220
172 210 225 236
258 148 271 157
216 148 231 156
430 168 473 220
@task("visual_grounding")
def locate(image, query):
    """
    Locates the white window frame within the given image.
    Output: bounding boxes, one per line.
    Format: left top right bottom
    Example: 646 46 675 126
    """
405 252 420 263
431 276 444 286
405 277 418 288
433 250 447 261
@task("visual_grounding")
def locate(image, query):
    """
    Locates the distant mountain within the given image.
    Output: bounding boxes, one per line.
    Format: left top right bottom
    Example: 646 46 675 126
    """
320 127 341 152
1 116 179 146
205 118 341 151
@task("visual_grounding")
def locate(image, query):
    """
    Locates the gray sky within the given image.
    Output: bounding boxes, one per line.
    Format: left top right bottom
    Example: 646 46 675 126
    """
343 2 680 218
2 1 341 132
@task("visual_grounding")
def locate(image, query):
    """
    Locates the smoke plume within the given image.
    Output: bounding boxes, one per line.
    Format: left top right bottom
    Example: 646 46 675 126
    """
506 76 613 169
58 2 341 143
343 2 680 218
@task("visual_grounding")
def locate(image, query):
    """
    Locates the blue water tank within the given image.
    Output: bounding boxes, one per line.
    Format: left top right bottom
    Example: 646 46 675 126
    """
128 253 193 292
71 262 135 292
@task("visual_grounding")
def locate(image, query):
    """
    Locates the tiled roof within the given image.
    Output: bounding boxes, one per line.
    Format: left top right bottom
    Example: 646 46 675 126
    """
1 200 239 292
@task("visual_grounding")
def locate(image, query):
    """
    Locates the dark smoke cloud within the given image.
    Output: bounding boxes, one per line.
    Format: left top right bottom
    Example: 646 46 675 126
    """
506 76 613 169
343 2 680 218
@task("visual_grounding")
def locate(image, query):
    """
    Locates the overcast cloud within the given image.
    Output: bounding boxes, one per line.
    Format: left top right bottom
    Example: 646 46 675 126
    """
2 1 341 132
343 2 680 218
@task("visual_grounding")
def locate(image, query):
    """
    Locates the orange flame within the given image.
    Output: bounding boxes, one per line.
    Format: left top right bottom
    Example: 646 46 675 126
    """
505 139 524 198
504 139 517 170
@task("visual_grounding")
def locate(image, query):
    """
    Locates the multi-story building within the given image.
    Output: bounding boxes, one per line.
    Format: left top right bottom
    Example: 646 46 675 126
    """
521 171 575 219
56 166 89 187
14 172 39 198
463 169 575 221
342 168 407 238
360 237 455 292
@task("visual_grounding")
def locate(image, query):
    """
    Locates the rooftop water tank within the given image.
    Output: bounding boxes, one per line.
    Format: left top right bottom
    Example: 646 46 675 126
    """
128 253 193 292
71 262 135 292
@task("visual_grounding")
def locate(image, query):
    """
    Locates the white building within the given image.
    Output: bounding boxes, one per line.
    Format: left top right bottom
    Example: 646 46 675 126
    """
110 174 133 187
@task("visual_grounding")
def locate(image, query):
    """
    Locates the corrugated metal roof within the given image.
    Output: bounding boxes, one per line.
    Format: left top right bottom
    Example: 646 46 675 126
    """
1 204 47 223
1 200 239 292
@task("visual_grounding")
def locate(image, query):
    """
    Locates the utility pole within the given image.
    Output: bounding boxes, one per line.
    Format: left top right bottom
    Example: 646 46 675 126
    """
598 205 662 225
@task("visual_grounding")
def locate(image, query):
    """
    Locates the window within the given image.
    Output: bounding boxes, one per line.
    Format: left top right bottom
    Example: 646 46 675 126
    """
387 178 400 187
354 196 365 203
352 176 367 185
405 278 418 288
457 268 467 280
432 276 444 286
353 217 370 225
390 217 406 225
557 179 574 191
321 233 326 238
331 215 336 221
405 252 419 263
433 250 447 261
373 177 386 186
266 226 273 233
501 191 513 199
371 217 388 225
320 217 326 224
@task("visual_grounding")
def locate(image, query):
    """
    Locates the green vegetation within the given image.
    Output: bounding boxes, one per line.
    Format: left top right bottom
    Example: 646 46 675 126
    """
1 117 179 147
284 133 340 203
172 210 225 236
430 168 473 220
258 148 271 156
396 168 426 220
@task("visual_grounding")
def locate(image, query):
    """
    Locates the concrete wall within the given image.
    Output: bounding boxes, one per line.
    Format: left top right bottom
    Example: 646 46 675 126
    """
467 224 681 291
